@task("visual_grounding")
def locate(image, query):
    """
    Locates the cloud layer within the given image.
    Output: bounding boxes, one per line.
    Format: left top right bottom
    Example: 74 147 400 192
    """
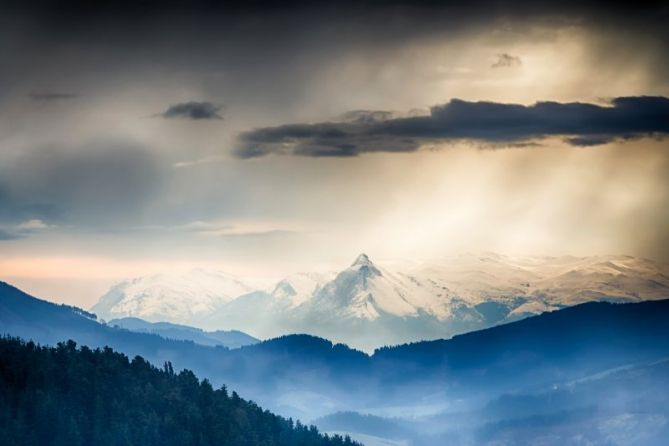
159 102 223 120
29 92 79 101
492 53 522 68
0 142 165 227
236 96 669 157
0 219 49 240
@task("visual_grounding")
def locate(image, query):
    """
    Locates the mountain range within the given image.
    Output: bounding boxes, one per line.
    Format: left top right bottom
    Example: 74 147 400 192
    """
91 253 669 351
2 279 669 444
107 317 259 348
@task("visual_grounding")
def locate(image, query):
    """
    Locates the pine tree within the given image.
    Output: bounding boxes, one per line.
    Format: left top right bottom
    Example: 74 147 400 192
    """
0 336 361 446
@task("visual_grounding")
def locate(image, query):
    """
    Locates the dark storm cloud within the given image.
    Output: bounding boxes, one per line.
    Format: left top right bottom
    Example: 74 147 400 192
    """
235 96 669 157
565 135 618 147
30 92 79 101
159 102 223 120
1 1 667 112
491 53 522 68
334 110 397 125
5 0 666 22
0 142 166 228
3 1 667 60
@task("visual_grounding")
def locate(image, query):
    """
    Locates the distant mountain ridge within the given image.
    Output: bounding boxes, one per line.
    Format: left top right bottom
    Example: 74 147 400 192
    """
91 253 669 351
107 317 259 348
91 269 259 325
3 279 669 422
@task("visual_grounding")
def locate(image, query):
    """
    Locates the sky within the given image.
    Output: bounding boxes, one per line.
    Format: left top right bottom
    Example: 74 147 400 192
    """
1 1 668 307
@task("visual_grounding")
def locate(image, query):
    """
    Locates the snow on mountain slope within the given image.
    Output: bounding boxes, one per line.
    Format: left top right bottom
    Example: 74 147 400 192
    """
411 252 541 304
409 253 669 307
271 271 335 307
91 253 669 351
91 269 258 325
308 254 452 320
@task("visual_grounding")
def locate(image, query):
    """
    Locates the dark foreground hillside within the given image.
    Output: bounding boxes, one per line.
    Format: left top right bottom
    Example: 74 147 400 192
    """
0 337 359 446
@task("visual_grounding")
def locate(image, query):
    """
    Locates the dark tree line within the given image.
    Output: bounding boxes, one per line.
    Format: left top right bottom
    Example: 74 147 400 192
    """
0 337 360 446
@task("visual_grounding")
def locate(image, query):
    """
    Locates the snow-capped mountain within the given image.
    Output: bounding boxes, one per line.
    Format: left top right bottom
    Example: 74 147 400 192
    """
91 269 258 325
307 253 457 320
91 253 669 351
271 271 335 307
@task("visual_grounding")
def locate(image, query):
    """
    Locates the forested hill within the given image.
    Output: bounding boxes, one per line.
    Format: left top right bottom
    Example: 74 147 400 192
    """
0 337 359 446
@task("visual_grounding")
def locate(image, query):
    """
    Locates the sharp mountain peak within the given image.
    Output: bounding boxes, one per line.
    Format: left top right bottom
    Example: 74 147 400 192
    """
349 253 382 276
